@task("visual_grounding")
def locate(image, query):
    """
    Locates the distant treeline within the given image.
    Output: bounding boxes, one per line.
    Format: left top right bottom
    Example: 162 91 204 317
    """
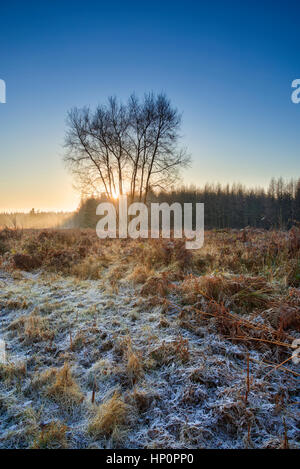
0 210 73 230
74 177 300 230
2 177 299 231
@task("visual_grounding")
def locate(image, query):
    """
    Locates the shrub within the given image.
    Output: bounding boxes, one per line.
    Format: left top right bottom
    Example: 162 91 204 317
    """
13 253 42 270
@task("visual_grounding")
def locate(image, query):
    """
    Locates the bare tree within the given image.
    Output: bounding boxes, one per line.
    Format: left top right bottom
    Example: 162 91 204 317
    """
64 93 190 203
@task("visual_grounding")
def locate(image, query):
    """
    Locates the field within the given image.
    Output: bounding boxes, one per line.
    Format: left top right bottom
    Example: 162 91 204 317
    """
0 227 299 449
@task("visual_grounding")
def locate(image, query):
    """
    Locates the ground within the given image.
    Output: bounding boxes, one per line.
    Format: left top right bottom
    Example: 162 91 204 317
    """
0 228 299 449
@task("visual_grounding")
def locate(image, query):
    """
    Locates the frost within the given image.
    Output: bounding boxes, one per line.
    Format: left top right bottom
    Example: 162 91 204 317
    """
0 269 299 449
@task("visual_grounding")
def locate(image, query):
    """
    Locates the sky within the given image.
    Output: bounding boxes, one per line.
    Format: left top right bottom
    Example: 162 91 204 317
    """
0 0 300 211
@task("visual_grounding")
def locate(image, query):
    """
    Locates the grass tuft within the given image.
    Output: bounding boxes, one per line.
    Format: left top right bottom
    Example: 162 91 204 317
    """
88 391 128 437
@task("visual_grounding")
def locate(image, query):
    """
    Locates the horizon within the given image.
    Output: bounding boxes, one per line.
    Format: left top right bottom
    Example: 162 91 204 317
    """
0 175 298 215
1 0 300 211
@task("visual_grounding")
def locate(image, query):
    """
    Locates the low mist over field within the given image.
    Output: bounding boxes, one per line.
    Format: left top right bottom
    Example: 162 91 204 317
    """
0 211 74 230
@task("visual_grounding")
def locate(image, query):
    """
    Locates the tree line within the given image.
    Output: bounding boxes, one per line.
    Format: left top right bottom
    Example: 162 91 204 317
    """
74 177 300 230
64 92 299 230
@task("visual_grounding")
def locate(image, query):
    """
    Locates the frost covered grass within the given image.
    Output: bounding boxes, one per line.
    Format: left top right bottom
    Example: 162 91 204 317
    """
36 362 84 407
88 391 128 439
0 227 299 449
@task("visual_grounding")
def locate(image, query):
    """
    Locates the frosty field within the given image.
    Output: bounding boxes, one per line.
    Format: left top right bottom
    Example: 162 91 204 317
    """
0 228 299 449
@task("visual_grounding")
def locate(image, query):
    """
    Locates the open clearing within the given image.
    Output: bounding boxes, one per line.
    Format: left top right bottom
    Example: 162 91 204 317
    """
0 228 299 448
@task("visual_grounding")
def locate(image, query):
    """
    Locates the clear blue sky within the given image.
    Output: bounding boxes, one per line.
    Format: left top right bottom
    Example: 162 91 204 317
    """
0 0 299 210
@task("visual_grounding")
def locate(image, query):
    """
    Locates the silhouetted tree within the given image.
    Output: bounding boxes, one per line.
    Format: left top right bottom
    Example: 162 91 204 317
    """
64 93 190 203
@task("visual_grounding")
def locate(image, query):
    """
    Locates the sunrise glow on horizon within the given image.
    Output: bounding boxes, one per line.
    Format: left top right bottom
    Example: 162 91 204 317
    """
1 1 300 212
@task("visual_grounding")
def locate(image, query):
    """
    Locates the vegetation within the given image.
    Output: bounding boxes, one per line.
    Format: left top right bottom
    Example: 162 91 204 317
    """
74 176 300 230
0 210 73 230
1 176 299 232
0 226 299 448
64 93 190 202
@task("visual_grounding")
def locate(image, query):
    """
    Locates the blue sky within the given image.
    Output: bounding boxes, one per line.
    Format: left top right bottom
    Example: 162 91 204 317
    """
0 0 299 210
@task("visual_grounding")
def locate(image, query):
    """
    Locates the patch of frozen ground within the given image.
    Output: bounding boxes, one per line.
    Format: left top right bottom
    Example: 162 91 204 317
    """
0 269 299 449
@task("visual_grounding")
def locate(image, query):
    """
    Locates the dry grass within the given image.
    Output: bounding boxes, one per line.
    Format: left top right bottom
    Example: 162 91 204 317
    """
151 336 190 365
180 274 274 312
38 362 83 406
0 361 26 383
24 311 53 342
2 227 300 289
141 272 175 297
125 338 143 383
31 421 68 449
1 227 300 449
127 265 153 284
71 256 103 279
8 310 53 343
126 387 155 413
88 391 128 437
